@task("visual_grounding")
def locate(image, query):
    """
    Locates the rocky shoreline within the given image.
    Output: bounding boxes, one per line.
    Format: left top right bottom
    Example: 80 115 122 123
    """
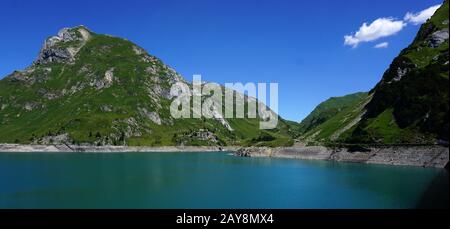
1 144 448 168
0 144 239 153
235 145 449 168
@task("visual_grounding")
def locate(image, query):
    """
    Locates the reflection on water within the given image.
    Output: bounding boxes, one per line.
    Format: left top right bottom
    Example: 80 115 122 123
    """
0 152 447 209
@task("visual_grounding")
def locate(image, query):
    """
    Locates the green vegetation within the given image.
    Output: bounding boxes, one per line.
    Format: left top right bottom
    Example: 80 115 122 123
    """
299 92 369 144
0 27 295 147
359 109 422 144
298 92 367 135
299 1 449 145
355 1 449 143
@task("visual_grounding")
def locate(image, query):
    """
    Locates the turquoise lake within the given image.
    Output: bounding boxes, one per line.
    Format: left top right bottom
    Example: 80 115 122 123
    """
0 152 447 209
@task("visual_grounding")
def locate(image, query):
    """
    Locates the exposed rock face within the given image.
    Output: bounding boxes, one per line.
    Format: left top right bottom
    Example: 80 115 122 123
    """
428 28 449 48
36 48 74 65
8 71 28 83
24 102 41 111
6 66 53 87
164 66 184 85
211 105 233 131
36 133 70 145
145 66 157 75
37 87 60 100
132 45 145 55
89 68 115 90
104 68 114 85
116 117 143 138
139 107 162 125
35 26 91 65
100 104 113 112
191 129 219 143
392 67 409 82
380 58 416 85
146 80 171 100
201 94 234 131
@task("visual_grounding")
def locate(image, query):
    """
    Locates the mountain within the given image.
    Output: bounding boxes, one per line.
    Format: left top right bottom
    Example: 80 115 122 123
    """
0 26 295 147
298 92 371 143
300 1 449 145
298 92 367 134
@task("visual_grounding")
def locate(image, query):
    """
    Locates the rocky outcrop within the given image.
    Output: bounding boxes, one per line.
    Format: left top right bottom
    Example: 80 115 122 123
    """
100 104 113 112
35 133 71 145
23 101 41 111
104 68 114 86
428 28 449 48
35 26 91 65
210 102 233 131
139 107 162 125
191 130 219 143
89 68 115 90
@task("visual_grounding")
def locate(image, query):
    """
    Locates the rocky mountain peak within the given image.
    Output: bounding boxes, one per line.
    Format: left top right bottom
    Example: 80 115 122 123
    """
47 26 91 47
35 25 92 65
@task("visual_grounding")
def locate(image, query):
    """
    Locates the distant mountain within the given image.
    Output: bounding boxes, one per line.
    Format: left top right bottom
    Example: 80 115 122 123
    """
0 26 295 147
300 1 449 144
298 92 367 134
298 92 370 143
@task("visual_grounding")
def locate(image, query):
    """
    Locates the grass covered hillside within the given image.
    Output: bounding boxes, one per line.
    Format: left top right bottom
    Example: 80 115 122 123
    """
0 26 295 147
298 92 370 143
298 92 368 134
299 1 449 145
349 1 449 144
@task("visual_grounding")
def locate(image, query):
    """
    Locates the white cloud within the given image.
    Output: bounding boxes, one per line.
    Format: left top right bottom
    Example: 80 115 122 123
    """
344 4 442 48
344 18 406 48
374 42 389 48
404 4 442 25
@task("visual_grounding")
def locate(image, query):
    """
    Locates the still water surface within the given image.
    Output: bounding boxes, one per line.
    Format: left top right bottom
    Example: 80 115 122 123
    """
0 152 447 208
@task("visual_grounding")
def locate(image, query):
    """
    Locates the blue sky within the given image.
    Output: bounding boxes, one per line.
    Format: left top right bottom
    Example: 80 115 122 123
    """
0 0 444 121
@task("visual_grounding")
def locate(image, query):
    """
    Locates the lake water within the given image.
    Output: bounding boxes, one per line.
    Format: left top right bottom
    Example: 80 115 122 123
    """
0 152 447 209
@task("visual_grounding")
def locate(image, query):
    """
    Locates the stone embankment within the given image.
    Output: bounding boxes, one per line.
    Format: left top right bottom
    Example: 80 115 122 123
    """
235 145 449 168
1 144 448 168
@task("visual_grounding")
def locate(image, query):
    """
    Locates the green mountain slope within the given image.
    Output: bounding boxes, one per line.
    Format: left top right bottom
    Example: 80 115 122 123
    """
298 92 367 134
0 26 294 147
349 1 449 144
300 1 449 145
299 92 370 143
